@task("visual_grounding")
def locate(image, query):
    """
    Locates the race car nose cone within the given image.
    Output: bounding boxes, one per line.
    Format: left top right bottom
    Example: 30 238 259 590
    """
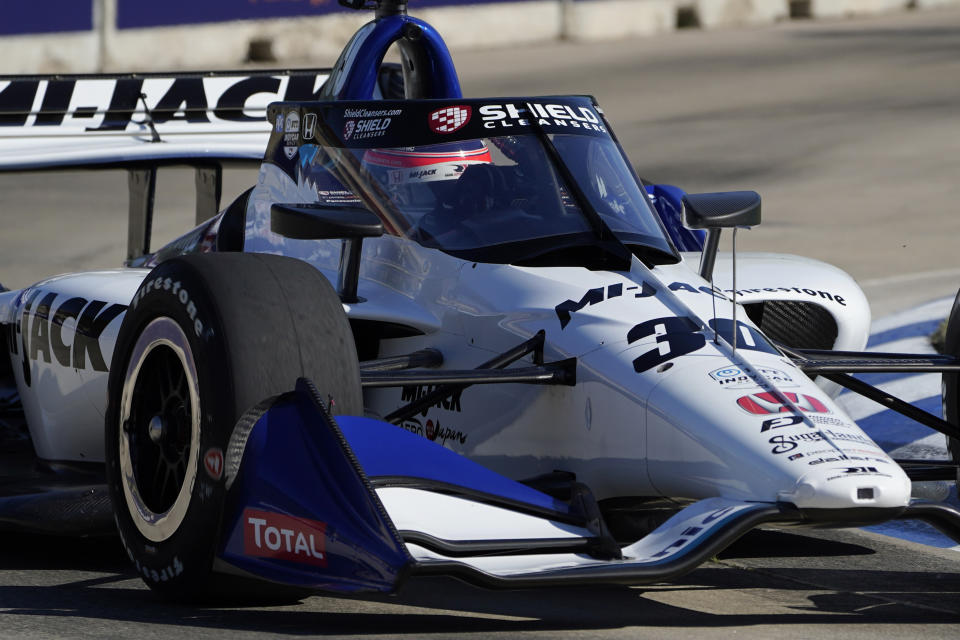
778 465 911 510
148 415 164 444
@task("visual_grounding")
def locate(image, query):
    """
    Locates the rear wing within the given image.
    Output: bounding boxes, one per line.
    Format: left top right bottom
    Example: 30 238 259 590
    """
0 69 332 170
0 66 405 260
0 69 332 260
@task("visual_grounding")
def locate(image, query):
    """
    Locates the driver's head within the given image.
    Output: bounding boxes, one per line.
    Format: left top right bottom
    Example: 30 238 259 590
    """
362 140 491 211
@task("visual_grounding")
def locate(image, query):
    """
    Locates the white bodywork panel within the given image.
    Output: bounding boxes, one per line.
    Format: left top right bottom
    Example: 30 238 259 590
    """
376 487 593 540
4 270 148 461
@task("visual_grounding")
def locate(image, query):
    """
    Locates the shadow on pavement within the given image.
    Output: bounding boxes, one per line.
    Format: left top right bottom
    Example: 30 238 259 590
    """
1 529 958 635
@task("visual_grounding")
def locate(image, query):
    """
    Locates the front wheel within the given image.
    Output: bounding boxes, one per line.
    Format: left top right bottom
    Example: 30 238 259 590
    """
105 253 362 601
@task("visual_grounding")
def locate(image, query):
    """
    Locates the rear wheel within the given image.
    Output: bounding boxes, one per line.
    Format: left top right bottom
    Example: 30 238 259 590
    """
105 253 362 601
942 288 960 486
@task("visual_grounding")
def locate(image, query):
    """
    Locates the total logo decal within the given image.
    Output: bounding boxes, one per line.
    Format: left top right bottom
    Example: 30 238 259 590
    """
737 392 829 415
243 508 327 567
479 103 607 132
709 366 797 390
11 288 126 386
429 106 471 134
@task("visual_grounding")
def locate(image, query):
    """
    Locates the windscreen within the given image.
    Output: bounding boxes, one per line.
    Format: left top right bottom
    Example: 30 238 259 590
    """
267 98 677 264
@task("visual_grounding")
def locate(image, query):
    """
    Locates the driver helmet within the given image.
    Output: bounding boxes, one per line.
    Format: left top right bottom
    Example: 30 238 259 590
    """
362 140 491 211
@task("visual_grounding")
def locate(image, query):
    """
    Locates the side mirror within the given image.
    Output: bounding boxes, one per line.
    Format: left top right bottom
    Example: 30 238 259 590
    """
680 191 761 281
681 191 761 230
270 203 384 304
270 203 383 240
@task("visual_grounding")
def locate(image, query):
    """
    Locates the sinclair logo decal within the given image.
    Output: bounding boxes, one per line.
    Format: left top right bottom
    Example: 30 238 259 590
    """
243 508 327 567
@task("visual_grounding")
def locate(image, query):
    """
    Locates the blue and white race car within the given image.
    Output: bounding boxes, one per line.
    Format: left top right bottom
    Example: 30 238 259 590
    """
1 0 959 601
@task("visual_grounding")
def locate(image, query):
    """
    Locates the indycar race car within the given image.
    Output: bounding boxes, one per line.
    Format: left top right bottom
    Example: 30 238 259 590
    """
1 0 960 601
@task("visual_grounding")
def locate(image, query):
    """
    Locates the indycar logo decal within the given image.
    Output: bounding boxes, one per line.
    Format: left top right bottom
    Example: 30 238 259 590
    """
737 392 829 415
284 110 299 134
243 508 327 567
429 106 471 134
709 366 798 390
13 288 126 384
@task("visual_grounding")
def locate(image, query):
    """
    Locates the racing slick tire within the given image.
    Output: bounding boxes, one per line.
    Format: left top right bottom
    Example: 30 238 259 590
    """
105 253 363 602
943 287 960 486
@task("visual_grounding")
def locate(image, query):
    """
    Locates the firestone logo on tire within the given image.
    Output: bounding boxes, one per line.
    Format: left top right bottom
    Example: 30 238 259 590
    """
243 508 327 567
429 106 471 134
737 392 830 415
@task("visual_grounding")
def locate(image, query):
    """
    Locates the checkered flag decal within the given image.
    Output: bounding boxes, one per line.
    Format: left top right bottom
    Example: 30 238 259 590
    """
429 106 472 134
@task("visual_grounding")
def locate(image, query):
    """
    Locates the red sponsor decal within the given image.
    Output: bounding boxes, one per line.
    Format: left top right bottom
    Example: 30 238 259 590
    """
737 392 830 415
429 106 471 134
243 508 327 567
203 448 224 481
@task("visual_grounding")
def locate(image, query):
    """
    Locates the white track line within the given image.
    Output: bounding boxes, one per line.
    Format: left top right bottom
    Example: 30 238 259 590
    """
870 296 953 334
867 335 936 354
837 372 941 422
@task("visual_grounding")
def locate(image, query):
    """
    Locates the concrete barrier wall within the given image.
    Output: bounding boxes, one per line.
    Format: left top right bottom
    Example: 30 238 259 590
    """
1 0 959 74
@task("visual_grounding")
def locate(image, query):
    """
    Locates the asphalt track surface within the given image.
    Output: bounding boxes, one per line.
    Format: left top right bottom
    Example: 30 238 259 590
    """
2 6 960 638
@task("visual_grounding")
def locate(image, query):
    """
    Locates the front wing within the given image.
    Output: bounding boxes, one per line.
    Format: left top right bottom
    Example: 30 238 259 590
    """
216 379 960 593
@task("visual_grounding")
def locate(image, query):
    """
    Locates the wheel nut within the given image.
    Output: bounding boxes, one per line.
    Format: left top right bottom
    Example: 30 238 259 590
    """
148 415 165 444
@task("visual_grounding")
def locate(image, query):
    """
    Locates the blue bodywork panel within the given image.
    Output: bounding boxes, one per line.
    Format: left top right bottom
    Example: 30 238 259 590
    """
646 184 705 252
340 415 574 516
219 380 411 592
325 14 461 100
